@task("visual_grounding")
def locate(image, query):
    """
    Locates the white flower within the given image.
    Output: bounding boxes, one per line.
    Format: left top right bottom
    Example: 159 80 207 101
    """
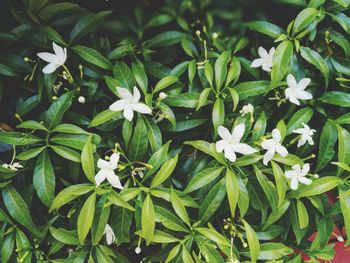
135 246 141 254
2 162 23 171
78 96 85 104
293 123 316 147
104 224 116 245
285 74 313 105
95 153 123 189
285 163 312 190
159 92 167 99
261 129 288 166
239 104 254 116
109 86 152 121
250 47 275 72
216 123 257 162
37 42 67 74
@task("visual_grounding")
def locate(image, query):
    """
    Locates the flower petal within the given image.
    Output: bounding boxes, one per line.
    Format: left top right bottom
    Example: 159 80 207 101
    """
123 106 134 121
132 103 152 114
263 149 275 166
276 145 288 157
117 87 133 100
261 139 275 150
109 153 120 170
97 159 111 169
298 78 311 90
301 163 310 175
107 172 123 189
285 170 296 179
53 42 65 58
251 58 264 68
218 126 232 141
132 86 141 103
216 140 226 153
272 129 281 142
298 176 312 185
231 123 245 143
258 47 268 58
109 99 128 112
95 169 107 186
297 137 307 147
295 90 313 100
42 63 59 74
37 52 57 63
268 47 275 57
234 143 257 155
290 177 299 190
287 74 297 88
224 146 237 162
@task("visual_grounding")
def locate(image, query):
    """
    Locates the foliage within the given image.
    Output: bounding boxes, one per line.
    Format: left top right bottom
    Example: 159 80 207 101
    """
1 0 350 262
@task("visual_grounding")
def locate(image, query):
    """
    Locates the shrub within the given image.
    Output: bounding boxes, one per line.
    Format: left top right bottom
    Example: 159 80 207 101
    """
1 0 350 262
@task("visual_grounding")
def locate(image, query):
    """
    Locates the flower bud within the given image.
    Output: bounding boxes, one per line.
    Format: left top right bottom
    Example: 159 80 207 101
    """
212 32 218 39
78 96 85 104
159 92 167 99
135 246 141 254
24 57 29 62
195 30 201 36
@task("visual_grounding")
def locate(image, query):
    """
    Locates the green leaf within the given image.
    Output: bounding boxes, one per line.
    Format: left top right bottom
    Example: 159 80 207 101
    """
184 166 225 193
292 8 319 34
300 46 329 86
17 120 48 131
128 116 148 160
287 176 342 198
329 12 350 35
108 44 133 60
163 92 201 108
33 150 55 207
131 60 148 94
170 189 190 227
195 227 230 247
81 135 95 183
0 131 42 145
1 232 14 263
212 98 225 138
145 31 184 48
89 109 122 128
241 242 293 260
154 76 178 93
77 192 96 245
318 91 350 107
16 146 46 160
49 184 94 212
51 145 81 163
69 11 111 42
271 161 287 207
226 169 239 217
113 62 134 89
234 81 271 99
44 90 74 130
215 51 230 90
182 246 195 263
228 88 239 112
286 107 313 135
339 186 350 246
52 123 89 134
252 111 267 141
316 122 337 171
152 230 180 243
2 185 40 235
336 125 350 176
242 219 260 262
151 155 178 188
113 207 132 245
50 227 79 245
204 62 213 87
199 178 226 224
71 45 112 70
142 194 155 245
91 197 110 245
39 25 66 45
271 41 293 84
155 206 188 233
246 21 284 38
196 88 211 111
333 0 350 7
296 199 309 229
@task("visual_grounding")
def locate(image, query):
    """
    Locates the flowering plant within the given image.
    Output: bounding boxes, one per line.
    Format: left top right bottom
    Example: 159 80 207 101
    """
0 0 350 262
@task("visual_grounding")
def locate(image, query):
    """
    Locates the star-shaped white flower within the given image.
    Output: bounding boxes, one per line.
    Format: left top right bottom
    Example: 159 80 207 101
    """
285 74 313 105
293 123 316 148
285 163 312 190
37 42 67 74
261 129 288 166
95 153 123 189
2 162 23 171
251 47 275 72
109 86 152 121
104 224 116 245
216 123 257 162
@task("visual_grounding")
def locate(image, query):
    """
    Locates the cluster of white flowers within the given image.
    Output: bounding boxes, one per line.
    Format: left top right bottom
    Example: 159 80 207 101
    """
251 46 313 106
239 104 254 116
2 162 23 171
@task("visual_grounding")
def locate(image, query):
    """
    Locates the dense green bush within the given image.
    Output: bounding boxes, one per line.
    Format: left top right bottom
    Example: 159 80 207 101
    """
1 0 350 262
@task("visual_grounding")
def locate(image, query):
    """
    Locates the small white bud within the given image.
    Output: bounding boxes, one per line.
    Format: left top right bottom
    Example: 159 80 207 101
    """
135 246 141 254
24 57 29 62
337 235 344 242
195 30 201 36
314 174 319 178
243 242 248 248
78 96 85 104
212 32 218 39
159 92 167 99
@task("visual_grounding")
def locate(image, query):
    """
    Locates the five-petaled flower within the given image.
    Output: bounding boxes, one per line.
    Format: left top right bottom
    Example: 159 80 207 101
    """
37 42 67 74
109 86 152 121
2 162 23 171
216 123 257 162
293 123 316 147
104 224 116 245
95 153 123 189
285 74 313 105
285 163 312 190
250 47 275 72
261 129 288 165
